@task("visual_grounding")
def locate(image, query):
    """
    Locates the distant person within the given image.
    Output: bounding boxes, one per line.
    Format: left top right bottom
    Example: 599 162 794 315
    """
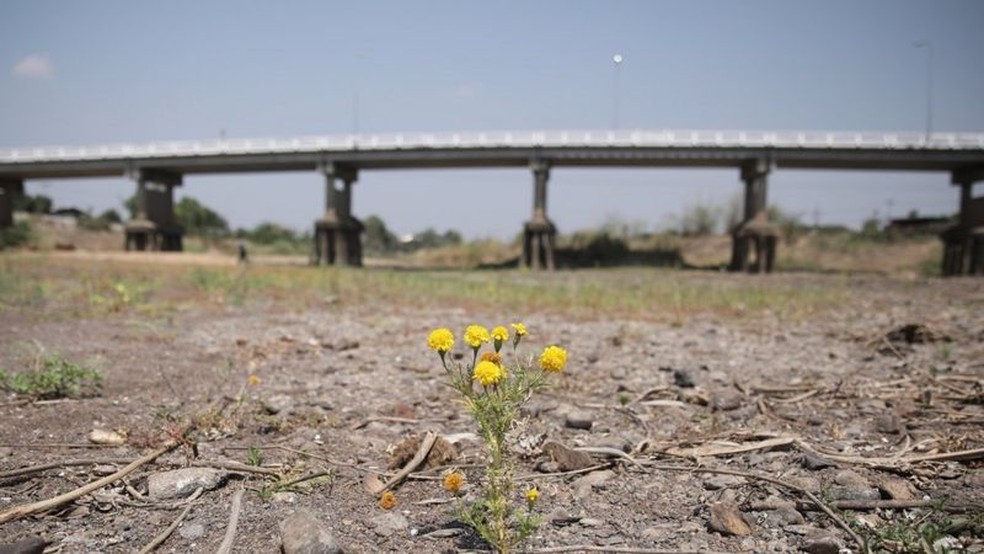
237 239 249 264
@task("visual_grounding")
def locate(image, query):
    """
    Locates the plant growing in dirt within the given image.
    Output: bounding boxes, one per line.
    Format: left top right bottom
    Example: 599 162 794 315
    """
0 355 102 399
427 323 567 553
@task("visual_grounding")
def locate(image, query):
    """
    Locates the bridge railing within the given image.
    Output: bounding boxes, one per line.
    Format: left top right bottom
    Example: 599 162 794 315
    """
2 130 984 164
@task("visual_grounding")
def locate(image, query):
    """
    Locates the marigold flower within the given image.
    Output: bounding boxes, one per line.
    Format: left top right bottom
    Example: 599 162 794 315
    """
539 345 568 373
490 326 509 351
480 351 502 365
511 323 527 347
427 328 455 354
464 325 491 349
525 486 540 504
379 490 397 510
473 360 505 387
443 471 465 494
247 374 261 387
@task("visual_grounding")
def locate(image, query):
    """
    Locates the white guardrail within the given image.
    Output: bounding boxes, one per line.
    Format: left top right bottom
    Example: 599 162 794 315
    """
2 130 984 164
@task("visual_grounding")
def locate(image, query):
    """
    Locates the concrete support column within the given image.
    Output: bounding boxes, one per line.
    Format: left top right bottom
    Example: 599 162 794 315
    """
124 169 183 252
730 158 777 273
941 169 984 276
313 163 363 267
521 160 557 270
0 179 25 228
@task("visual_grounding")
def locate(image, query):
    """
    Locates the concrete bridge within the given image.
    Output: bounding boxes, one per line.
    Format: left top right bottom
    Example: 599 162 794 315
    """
2 129 984 274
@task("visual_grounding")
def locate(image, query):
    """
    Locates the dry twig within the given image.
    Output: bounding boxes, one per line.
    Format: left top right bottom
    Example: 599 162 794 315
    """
378 430 437 495
136 499 196 553
215 488 245 554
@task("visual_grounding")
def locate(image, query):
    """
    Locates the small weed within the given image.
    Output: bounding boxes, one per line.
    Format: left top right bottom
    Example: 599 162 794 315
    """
618 392 630 406
246 446 264 467
0 356 102 400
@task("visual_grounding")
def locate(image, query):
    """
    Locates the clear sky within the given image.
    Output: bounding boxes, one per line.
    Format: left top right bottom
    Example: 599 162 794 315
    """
2 1 983 239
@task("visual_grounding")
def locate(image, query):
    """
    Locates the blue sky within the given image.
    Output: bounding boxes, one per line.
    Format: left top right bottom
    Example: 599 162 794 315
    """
2 1 983 238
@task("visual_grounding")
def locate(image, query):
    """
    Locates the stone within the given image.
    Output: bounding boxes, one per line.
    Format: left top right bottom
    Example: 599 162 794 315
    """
564 410 594 430
371 512 409 537
579 518 604 527
828 486 881 502
803 534 842 554
877 476 917 500
833 469 869 488
147 468 228 499
703 474 744 490
0 536 47 554
545 507 580 527
541 441 597 471
712 392 742 412
873 414 904 434
178 523 205 540
707 501 752 536
673 368 697 388
572 469 615 500
262 393 296 415
800 452 837 470
279 509 342 554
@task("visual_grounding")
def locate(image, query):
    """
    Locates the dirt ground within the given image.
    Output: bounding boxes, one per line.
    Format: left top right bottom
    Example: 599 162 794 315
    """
1 258 982 553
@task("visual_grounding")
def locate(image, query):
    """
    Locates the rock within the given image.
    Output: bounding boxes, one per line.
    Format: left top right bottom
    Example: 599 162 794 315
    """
877 476 917 500
833 469 869 488
541 441 597 471
545 507 580 527
0 536 47 554
703 474 744 490
673 368 697 388
799 452 837 470
803 534 842 554
572 469 615 500
279 509 342 554
828 486 881 502
262 393 296 415
564 410 594 430
371 512 409 537
712 392 742 412
87 429 126 445
873 414 904 434
707 501 752 536
178 523 205 540
579 518 604 527
146 468 228 499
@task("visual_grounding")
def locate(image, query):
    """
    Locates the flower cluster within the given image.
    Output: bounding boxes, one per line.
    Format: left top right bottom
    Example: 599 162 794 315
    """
426 323 567 554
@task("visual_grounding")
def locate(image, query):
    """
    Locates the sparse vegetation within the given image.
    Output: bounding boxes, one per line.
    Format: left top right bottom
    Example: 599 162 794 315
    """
0 355 102 400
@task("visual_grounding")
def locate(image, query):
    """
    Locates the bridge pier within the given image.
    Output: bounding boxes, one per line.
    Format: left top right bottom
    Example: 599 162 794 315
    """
0 179 24 228
124 169 183 252
313 164 363 266
940 168 984 276
521 160 556 270
729 158 778 273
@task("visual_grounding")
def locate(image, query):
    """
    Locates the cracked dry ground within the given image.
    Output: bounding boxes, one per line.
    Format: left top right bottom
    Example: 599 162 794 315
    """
1 268 983 553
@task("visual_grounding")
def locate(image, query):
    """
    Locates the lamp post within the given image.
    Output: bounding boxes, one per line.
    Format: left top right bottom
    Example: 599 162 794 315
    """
612 53 624 130
914 41 934 144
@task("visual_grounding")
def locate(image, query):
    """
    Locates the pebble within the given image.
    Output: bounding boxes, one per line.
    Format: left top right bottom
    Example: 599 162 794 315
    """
371 512 409 537
873 414 904 434
833 469 869 487
828 486 881 502
279 509 342 554
572 469 615 500
877 476 917 500
803 534 842 554
178 523 205 540
800 452 837 470
712 392 742 412
707 501 751 536
703 474 744 490
579 518 604 527
146 468 228 499
673 368 697 388
565 410 594 430
0 536 46 554
262 393 296 415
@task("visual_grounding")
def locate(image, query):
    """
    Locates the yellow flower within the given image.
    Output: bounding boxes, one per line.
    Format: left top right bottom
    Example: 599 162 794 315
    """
511 323 527 337
490 326 509 351
379 491 397 510
464 325 491 349
525 486 540 504
247 374 261 387
443 471 465 494
427 328 455 354
539 345 568 373
473 360 505 387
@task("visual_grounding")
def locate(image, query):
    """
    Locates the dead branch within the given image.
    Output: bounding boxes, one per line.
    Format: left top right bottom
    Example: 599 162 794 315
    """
0 458 132 480
215 488 245 554
661 436 796 458
136 501 195 553
751 498 978 513
187 460 280 476
0 442 178 524
770 389 820 404
515 463 612 481
532 546 737 554
573 446 639 466
378 430 437 495
350 416 421 430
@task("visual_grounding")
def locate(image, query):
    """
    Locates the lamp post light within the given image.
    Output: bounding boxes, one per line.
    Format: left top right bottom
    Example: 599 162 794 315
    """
914 41 934 144
612 53 624 130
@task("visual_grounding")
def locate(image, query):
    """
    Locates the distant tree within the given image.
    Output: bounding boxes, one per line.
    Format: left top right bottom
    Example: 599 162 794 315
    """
124 195 138 219
99 209 122 224
14 194 53 214
442 229 463 245
860 215 883 238
246 222 297 244
362 214 398 253
679 201 719 236
175 197 229 236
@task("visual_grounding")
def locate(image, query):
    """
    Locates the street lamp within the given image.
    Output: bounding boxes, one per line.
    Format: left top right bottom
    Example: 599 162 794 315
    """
612 53 624 130
914 41 934 144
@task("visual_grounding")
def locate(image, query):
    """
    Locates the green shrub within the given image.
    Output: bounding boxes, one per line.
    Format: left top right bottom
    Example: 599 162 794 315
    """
1 356 103 399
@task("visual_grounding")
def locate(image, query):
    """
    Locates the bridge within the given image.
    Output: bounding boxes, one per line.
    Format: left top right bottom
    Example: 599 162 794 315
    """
2 129 983 274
